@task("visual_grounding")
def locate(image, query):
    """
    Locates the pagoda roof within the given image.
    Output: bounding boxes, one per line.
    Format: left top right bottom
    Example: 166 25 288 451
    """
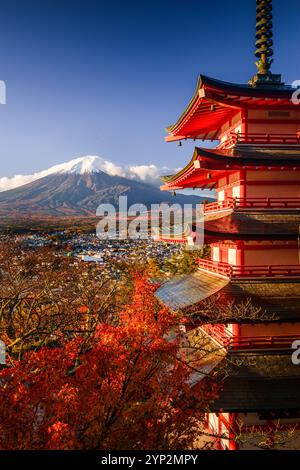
156 273 300 322
153 214 299 243
182 337 300 412
204 213 300 240
161 146 300 190
166 75 295 142
156 271 229 312
210 352 300 412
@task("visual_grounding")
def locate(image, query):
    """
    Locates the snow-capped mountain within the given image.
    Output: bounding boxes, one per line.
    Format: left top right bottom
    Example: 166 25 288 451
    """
30 156 109 176
0 156 174 192
0 156 212 217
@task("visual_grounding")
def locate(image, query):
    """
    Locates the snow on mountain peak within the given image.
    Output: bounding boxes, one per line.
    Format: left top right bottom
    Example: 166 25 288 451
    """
48 156 105 175
0 156 175 192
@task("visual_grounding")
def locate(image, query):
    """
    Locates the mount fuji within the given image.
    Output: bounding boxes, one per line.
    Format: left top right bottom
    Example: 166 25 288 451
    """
0 156 212 217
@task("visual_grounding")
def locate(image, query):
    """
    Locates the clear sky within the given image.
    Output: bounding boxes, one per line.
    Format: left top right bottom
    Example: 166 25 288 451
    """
0 0 300 177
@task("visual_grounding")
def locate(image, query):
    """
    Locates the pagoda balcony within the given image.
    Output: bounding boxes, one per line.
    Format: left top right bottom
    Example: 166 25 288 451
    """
203 197 300 214
197 259 300 279
200 324 300 352
218 132 300 149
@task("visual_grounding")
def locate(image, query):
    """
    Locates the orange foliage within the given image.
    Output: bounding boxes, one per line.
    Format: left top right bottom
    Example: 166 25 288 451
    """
0 274 218 450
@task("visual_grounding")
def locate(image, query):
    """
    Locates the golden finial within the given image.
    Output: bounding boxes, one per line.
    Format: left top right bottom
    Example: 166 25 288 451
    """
255 0 274 74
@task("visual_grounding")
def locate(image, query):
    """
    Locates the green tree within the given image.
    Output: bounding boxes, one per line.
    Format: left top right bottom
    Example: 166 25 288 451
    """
164 246 210 275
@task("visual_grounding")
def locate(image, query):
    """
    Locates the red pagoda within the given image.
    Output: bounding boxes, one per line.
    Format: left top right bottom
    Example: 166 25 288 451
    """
156 0 300 450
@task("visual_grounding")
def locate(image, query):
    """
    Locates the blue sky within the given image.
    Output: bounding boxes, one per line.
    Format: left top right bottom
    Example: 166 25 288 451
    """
0 0 300 177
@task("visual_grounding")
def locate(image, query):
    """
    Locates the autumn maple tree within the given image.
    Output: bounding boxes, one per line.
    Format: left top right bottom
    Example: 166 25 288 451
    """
0 267 219 450
0 241 131 359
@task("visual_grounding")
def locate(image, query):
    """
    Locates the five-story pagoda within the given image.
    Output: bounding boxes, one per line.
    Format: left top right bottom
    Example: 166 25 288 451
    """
156 0 300 450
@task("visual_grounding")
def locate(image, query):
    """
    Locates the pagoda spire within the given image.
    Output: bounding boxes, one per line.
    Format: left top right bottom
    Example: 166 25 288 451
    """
249 0 284 87
255 0 274 74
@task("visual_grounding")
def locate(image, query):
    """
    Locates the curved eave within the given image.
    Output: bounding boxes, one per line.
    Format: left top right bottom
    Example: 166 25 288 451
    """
156 271 300 323
165 79 234 142
194 146 300 168
166 75 203 134
166 75 295 141
160 146 300 191
161 150 198 185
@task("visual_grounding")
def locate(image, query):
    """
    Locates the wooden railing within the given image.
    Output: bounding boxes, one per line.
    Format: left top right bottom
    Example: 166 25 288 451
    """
203 200 235 213
204 197 300 213
200 325 300 351
228 335 300 350
219 132 300 149
155 237 188 244
197 259 233 277
197 259 300 278
201 324 231 346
